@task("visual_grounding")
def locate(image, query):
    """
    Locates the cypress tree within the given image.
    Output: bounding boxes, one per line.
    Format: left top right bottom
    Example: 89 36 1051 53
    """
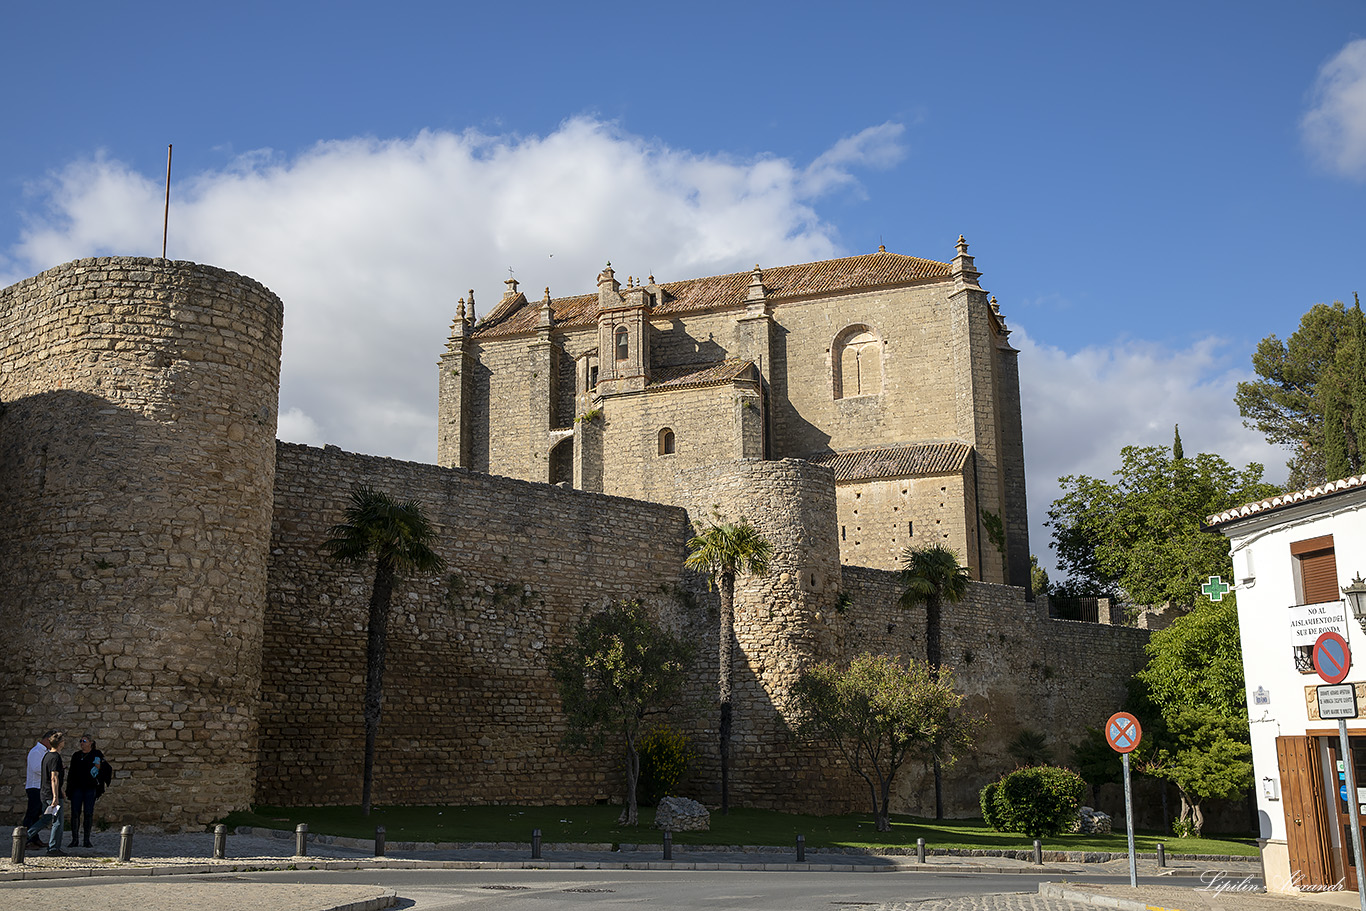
1172 424 1184 461
1351 294 1366 475
1325 392 1351 482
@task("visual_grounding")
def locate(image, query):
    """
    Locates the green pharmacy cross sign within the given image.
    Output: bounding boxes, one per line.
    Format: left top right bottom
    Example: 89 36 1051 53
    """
1202 575 1231 602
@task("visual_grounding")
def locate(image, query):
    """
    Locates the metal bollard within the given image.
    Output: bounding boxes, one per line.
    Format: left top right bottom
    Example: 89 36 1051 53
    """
1157 842 1166 868
1033 839 1043 865
531 827 541 859
295 823 308 857
119 825 133 862
796 834 805 862
11 827 25 865
213 824 227 859
375 826 386 857
916 837 926 863
663 830 672 860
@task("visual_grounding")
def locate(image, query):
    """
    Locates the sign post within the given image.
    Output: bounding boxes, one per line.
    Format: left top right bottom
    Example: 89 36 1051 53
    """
1313 631 1366 911
1106 711 1142 888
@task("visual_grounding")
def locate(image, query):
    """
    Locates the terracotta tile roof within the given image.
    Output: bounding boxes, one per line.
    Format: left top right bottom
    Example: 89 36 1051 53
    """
647 359 757 391
471 251 951 338
809 441 972 482
1206 474 1366 528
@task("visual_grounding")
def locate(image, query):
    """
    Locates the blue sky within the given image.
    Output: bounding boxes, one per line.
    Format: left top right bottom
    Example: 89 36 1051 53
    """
3 2 1364 577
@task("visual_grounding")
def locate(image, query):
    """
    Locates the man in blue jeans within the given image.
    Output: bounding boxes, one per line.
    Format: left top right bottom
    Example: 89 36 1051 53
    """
26 732 65 856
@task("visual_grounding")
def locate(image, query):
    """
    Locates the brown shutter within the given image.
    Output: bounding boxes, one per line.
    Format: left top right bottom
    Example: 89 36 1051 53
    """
1278 735 1335 886
1301 549 1340 604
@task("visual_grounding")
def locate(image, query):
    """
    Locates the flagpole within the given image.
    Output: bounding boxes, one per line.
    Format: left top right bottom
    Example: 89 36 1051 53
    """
162 144 172 259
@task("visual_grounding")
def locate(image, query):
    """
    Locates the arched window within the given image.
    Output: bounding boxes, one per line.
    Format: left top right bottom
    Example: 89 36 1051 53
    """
658 428 675 455
832 326 882 399
615 326 630 361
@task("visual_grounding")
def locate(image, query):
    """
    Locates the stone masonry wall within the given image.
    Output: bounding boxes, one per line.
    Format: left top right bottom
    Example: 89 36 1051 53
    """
834 471 973 572
837 567 1151 816
258 442 706 807
0 258 282 829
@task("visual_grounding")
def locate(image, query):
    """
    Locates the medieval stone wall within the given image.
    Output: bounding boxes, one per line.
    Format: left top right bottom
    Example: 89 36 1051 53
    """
0 258 282 829
258 442 705 807
836 568 1152 817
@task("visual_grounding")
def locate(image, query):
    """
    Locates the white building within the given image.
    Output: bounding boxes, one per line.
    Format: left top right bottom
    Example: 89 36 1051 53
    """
1209 475 1366 894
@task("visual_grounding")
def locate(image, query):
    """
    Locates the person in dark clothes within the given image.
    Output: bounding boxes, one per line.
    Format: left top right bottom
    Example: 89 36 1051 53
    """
22 729 55 829
25 731 65 855
65 734 111 849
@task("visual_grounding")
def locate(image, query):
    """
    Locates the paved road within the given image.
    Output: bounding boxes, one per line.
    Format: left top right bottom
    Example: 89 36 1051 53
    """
0 867 1224 911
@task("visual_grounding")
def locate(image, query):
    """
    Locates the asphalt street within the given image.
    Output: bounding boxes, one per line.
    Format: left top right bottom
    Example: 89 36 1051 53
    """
0 868 1226 911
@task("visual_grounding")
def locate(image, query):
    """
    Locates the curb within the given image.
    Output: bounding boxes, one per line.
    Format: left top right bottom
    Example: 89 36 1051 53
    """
1040 883 1151 911
0 853 1256 883
230 827 1255 865
329 890 397 911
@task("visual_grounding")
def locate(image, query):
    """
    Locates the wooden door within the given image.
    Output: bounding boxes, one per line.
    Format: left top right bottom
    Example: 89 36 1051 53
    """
1278 735 1336 887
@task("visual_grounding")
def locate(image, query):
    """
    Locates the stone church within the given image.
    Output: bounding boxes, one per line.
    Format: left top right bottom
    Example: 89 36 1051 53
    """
439 238 1030 586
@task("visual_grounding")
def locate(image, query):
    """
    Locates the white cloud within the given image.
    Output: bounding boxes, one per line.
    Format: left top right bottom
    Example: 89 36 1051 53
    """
4 117 1291 592
4 117 903 461
1303 38 1366 179
1015 326 1288 580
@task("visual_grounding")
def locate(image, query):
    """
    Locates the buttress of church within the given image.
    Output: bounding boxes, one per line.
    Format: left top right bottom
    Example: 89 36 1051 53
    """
438 238 1029 587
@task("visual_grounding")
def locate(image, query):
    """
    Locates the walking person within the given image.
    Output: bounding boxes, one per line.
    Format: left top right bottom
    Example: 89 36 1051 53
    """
22 730 55 829
65 735 110 849
25 732 66 855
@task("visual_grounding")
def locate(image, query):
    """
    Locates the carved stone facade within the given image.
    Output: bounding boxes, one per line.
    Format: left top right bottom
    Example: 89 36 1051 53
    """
439 241 1029 586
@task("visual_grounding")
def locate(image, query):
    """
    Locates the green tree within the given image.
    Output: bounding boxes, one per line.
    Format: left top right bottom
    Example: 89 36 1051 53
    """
792 654 979 831
322 485 446 816
1029 554 1052 598
1236 299 1365 487
1047 443 1279 603
1006 730 1054 767
899 543 971 819
548 600 695 826
684 514 773 814
1134 596 1252 836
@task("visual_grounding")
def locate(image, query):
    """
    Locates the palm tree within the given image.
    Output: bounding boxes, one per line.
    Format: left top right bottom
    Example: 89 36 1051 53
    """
684 515 773 814
323 485 445 816
899 543 970 818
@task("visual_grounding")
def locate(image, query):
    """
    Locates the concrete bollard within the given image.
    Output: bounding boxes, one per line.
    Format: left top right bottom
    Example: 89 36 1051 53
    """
531 828 541 859
917 837 926 863
663 830 672 860
1033 839 1043 865
375 826 386 857
796 834 805 862
119 825 133 862
11 827 26 865
213 824 227 859
1157 842 1166 867
295 823 308 857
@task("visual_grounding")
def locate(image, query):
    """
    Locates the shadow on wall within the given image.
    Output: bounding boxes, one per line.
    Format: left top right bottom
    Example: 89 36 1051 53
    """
0 389 266 828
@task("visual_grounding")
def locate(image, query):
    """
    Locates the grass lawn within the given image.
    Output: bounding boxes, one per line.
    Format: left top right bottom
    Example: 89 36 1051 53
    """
222 804 1258 857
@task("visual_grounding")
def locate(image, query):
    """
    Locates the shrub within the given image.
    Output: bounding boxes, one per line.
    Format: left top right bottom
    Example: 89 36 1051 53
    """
990 765 1086 837
636 725 694 806
979 779 1003 830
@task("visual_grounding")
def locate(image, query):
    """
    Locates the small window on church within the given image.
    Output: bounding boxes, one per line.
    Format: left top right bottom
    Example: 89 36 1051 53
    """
615 327 629 361
658 428 675 456
832 326 882 399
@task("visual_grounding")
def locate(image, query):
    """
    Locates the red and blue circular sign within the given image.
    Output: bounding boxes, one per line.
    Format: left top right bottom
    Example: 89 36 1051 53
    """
1313 631 1352 685
1106 711 1142 754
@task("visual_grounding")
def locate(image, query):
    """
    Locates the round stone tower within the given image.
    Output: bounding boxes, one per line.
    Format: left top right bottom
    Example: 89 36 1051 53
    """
0 257 283 828
683 458 844 807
